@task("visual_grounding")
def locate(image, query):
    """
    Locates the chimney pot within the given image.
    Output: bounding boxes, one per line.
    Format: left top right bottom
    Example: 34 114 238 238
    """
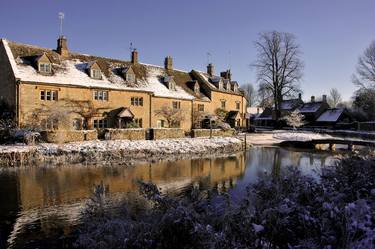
164 56 173 70
131 49 138 64
311 96 315 102
322 94 327 102
298 93 302 100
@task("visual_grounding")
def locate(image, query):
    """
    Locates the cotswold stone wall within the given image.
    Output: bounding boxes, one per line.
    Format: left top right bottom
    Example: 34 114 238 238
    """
40 130 98 143
191 129 235 138
104 128 145 140
152 128 185 140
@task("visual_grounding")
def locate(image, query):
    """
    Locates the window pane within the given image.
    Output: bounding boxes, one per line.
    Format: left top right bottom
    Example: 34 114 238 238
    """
46 91 51 101
103 91 108 101
52 91 58 101
41 90 45 100
140 98 143 106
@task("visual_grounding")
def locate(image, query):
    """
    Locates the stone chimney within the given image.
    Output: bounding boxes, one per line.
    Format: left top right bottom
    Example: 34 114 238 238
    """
220 70 232 81
207 63 214 76
57 35 69 57
164 56 173 71
322 94 327 103
311 96 315 102
131 49 138 64
298 93 302 100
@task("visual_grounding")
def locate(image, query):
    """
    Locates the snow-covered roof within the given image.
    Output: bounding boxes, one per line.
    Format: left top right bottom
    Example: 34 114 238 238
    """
192 70 243 96
316 108 345 122
2 39 199 100
280 99 303 110
298 101 325 113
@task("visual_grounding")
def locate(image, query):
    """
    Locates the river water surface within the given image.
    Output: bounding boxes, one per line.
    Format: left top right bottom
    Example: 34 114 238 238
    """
0 146 337 249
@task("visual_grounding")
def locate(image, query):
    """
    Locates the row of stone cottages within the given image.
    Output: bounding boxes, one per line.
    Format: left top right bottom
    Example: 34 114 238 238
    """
0 36 247 138
251 94 354 128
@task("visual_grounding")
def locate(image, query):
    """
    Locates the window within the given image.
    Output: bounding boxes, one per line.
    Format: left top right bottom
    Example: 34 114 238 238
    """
41 118 58 130
131 97 143 106
39 63 51 73
126 74 135 82
134 118 143 128
198 104 204 112
172 101 181 109
93 90 109 101
157 120 165 128
236 101 240 110
91 69 102 79
73 119 82 130
171 120 181 128
194 83 200 93
93 119 108 129
169 82 176 91
40 90 58 101
221 100 226 109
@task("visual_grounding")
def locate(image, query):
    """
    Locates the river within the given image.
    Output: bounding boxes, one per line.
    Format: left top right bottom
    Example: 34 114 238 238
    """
0 146 337 249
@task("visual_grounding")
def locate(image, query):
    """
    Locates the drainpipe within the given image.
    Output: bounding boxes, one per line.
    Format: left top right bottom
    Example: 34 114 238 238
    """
15 79 20 127
191 100 194 131
149 93 152 128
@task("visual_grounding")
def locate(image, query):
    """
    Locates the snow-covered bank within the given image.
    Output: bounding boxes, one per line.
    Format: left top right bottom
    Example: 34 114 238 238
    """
0 137 243 167
245 131 333 146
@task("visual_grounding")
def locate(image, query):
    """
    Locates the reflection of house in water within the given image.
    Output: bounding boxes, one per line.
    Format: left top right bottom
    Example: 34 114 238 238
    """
2 154 246 248
16 153 247 209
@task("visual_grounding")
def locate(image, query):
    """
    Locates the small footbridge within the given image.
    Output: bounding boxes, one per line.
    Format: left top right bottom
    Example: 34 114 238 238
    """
279 138 375 151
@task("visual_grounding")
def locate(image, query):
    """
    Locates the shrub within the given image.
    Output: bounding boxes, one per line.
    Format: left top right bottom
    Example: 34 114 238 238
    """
75 156 375 249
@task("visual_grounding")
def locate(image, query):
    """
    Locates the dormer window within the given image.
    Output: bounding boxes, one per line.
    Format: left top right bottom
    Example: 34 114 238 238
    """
122 66 136 83
164 76 176 91
91 69 102 79
39 63 51 74
226 82 231 91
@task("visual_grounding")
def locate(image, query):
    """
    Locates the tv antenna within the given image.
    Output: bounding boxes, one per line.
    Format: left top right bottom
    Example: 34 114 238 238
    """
206 52 212 64
58 12 65 36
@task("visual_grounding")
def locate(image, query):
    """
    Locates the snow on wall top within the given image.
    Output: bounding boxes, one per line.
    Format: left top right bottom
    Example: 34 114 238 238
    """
316 108 344 122
2 39 195 100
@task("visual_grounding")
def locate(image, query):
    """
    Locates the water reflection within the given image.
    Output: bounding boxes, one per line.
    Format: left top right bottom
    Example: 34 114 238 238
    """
0 147 335 249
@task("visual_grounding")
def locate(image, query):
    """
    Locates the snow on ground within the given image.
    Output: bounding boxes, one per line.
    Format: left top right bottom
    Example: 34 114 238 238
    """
0 137 242 155
245 131 334 146
272 131 333 141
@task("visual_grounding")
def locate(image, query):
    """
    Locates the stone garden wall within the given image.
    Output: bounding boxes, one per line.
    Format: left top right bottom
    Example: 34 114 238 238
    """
40 130 98 143
104 128 146 140
191 129 235 138
152 128 185 140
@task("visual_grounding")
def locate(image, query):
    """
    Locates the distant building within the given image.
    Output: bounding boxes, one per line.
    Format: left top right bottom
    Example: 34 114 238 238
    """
315 108 354 128
298 95 330 125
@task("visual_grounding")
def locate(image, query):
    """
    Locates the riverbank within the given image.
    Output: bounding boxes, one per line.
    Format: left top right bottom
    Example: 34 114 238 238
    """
0 137 244 167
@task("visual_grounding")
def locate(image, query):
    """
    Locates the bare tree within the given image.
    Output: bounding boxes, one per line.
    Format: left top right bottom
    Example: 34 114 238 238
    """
242 83 257 107
253 31 303 121
63 99 109 129
328 88 342 108
155 105 184 128
353 40 375 89
257 82 274 108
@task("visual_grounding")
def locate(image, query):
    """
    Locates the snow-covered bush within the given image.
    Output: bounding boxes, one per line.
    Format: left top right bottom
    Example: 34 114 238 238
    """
75 156 375 249
282 110 305 130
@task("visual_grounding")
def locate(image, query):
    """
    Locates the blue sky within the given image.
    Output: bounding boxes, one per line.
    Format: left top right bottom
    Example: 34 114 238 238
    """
1 0 374 101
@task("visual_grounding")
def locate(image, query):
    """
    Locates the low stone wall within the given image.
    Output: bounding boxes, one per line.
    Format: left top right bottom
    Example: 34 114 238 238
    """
152 128 185 140
104 128 146 140
192 129 235 138
40 130 98 143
